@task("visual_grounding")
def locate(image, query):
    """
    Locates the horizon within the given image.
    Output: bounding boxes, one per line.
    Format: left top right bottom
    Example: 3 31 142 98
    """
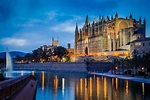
0 0 150 52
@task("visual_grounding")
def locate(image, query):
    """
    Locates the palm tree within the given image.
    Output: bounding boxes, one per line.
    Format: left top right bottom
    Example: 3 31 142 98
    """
131 49 139 75
120 58 125 75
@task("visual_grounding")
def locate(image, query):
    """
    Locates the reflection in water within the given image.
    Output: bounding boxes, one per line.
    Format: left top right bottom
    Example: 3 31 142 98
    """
125 80 129 96
96 77 100 100
104 77 107 99
34 72 150 100
89 77 92 100
80 78 83 98
54 75 58 93
32 71 34 76
116 78 118 89
62 78 65 96
142 83 144 98
112 78 114 86
21 71 24 76
115 78 118 100
84 78 88 100
42 71 44 91
75 80 79 99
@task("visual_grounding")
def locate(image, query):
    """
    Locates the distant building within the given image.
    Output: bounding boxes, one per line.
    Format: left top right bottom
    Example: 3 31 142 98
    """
52 37 59 47
40 37 59 61
130 38 150 57
74 13 146 59
66 43 74 62
66 43 74 56
41 45 52 52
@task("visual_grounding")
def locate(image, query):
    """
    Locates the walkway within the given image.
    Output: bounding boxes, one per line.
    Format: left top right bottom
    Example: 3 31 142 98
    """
90 72 150 84
12 80 37 100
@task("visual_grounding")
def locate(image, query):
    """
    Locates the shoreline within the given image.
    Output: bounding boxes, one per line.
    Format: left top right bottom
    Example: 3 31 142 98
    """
90 72 150 84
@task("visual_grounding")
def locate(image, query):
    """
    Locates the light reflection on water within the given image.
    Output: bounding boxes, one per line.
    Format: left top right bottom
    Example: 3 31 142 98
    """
31 71 150 100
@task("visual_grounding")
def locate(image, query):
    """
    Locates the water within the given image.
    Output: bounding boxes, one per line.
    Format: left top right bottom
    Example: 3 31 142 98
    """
30 71 150 100
6 70 150 100
6 50 13 77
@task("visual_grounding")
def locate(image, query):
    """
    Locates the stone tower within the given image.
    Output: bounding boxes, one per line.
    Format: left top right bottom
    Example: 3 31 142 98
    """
52 37 59 47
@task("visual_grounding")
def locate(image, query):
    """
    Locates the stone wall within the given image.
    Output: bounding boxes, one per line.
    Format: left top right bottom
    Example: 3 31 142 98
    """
14 62 87 73
14 62 112 73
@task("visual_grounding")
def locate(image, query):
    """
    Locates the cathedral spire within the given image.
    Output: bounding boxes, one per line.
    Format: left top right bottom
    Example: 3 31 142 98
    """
93 18 96 24
99 16 101 22
115 12 118 20
111 15 113 20
85 15 90 25
144 18 146 25
106 16 110 21
129 13 132 20
102 16 104 22
52 37 54 41
139 17 142 24
75 23 79 35
52 37 54 46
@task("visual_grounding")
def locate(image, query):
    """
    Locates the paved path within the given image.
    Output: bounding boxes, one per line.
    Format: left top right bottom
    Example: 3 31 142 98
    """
12 80 37 100
91 72 150 84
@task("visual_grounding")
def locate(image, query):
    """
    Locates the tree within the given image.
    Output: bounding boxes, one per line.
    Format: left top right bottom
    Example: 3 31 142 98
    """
14 55 23 61
32 48 42 62
24 53 32 61
54 46 68 62
131 49 139 75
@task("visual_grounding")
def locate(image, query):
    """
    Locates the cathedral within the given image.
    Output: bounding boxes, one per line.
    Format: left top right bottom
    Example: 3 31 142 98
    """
74 13 146 57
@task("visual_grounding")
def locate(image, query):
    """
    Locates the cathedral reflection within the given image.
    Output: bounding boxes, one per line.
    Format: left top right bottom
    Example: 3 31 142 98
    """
35 72 149 100
96 77 100 100
103 77 107 99
74 76 109 100
54 75 58 93
41 71 44 91
125 80 129 96
89 77 92 100
84 78 88 100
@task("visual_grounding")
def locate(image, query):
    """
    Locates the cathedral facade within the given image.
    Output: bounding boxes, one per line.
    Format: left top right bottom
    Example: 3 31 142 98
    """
74 13 146 57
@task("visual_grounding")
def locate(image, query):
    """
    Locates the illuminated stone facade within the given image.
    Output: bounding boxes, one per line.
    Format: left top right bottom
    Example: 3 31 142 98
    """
74 13 146 57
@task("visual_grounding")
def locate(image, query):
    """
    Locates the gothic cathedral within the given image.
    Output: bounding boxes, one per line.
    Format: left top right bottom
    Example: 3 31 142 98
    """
74 13 146 56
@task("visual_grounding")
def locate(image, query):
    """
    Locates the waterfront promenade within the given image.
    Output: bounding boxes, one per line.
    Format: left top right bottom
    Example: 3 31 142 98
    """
91 72 150 84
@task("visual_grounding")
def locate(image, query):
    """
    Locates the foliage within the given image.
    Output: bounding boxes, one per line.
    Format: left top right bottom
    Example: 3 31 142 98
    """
0 58 6 64
14 46 69 62
54 46 68 60
0 73 5 81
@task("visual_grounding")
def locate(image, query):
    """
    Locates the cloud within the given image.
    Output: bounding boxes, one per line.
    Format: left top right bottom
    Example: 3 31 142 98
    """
17 19 44 27
50 16 84 33
1 38 27 46
50 20 75 33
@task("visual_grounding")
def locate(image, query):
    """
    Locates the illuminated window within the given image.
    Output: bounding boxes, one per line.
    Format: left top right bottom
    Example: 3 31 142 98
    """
135 42 141 46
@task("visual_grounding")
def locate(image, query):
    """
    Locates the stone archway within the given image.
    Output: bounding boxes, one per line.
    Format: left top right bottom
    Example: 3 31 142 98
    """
85 47 88 55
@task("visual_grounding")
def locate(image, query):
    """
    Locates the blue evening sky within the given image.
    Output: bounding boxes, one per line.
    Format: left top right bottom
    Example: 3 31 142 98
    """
0 0 150 53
